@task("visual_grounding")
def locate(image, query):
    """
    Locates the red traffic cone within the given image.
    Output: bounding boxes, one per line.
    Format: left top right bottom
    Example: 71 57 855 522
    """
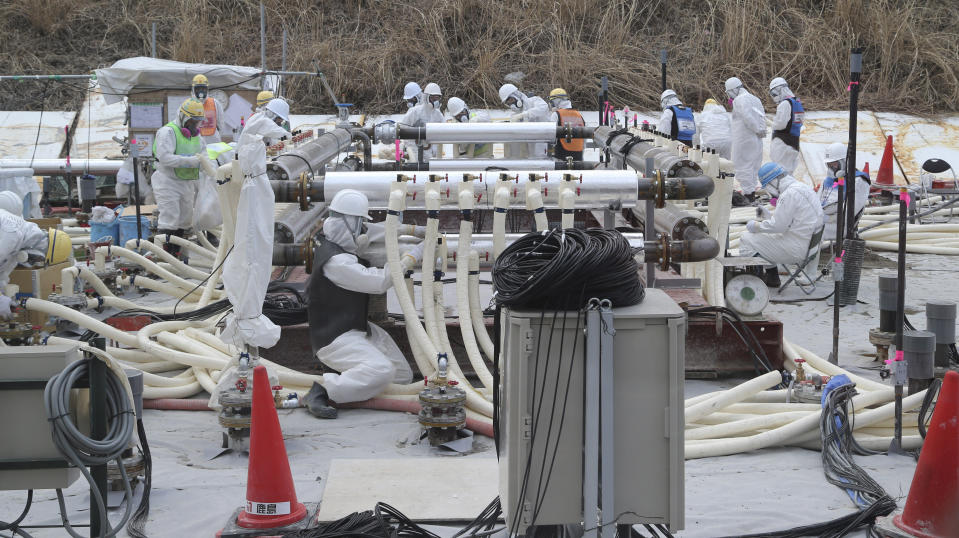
894 370 959 537
876 135 895 185
236 366 307 529
863 162 870 177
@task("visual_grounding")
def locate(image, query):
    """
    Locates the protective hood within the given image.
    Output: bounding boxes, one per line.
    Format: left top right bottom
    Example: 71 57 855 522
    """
702 102 727 115
237 112 289 177
323 216 361 254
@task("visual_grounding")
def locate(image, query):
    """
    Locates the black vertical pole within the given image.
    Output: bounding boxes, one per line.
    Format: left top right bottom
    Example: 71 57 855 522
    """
660 49 667 93
846 48 863 239
600 76 609 127
89 337 108 537
890 189 908 453
830 175 846 365
131 139 143 246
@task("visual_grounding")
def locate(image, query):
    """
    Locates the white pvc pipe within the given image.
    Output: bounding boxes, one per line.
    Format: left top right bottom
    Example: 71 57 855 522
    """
559 180 576 230
456 183 494 394
492 181 510 260
153 234 217 261
120 275 202 302
421 183 444 352
527 181 548 232
685 371 783 423
125 238 211 281
468 251 495 360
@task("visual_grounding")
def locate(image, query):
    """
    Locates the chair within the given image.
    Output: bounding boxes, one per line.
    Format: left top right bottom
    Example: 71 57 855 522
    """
777 224 826 295
918 158 958 224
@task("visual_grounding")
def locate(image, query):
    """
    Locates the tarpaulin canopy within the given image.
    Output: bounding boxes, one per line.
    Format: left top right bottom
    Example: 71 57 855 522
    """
95 57 270 105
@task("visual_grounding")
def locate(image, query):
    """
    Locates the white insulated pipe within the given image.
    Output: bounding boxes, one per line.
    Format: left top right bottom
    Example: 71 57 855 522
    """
413 122 561 143
526 179 548 232
468 251 495 360
322 170 640 210
684 371 783 423
456 181 494 395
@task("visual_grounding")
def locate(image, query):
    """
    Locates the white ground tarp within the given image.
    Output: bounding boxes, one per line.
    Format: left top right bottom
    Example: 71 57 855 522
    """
95 57 267 105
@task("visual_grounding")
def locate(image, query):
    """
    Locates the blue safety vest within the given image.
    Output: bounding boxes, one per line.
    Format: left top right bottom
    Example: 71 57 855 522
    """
772 97 804 150
821 170 871 206
669 105 696 146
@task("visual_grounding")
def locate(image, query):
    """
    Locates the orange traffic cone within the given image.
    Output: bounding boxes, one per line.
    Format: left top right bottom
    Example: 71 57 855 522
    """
876 135 895 185
236 365 307 529
893 370 959 537
863 162 870 177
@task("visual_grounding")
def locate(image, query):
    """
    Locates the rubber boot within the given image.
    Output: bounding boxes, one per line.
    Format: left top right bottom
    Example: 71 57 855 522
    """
303 382 337 419
731 191 749 207
764 267 782 288
159 229 181 258
175 229 189 263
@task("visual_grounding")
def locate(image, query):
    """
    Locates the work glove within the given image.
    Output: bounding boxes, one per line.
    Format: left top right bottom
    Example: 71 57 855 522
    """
510 113 525 122
0 295 13 320
746 220 760 234
400 242 425 272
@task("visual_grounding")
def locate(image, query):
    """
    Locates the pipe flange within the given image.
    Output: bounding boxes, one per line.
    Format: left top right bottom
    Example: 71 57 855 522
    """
672 216 708 240
657 233 671 271
666 159 702 178
304 241 315 274
654 169 666 208
106 453 145 481
297 172 311 211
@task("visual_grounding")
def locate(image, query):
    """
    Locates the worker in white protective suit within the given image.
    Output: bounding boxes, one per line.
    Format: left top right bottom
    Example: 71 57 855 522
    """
446 97 493 158
741 163 824 287
725 77 768 205
402 82 422 109
219 99 291 351
399 82 445 162
657 89 697 147
302 189 424 417
820 142 872 241
151 98 211 258
0 197 71 319
499 83 551 158
768 77 804 174
695 98 732 159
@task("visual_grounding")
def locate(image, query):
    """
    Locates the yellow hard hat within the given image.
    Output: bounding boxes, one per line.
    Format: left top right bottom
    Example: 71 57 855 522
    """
179 98 206 119
192 74 208 86
46 229 71 265
549 88 569 100
256 90 274 107
704 98 719 107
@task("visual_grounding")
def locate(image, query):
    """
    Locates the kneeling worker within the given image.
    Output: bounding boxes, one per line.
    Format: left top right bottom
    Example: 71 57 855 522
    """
303 189 424 418
447 97 493 158
741 163 824 287
1 192 71 318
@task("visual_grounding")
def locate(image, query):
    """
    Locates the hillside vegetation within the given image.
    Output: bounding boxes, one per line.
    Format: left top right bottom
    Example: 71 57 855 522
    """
1 0 957 115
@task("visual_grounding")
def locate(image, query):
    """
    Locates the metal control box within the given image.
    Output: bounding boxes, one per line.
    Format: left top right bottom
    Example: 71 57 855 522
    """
499 288 685 532
0 345 82 490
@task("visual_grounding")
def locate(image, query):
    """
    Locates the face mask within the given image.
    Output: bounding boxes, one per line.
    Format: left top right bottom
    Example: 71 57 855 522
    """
407 98 417 108
727 98 734 106
194 86 208 100
766 184 779 198
181 123 199 138
456 111 469 123
355 234 370 253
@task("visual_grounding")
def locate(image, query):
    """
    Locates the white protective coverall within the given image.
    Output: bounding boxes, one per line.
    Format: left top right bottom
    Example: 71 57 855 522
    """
740 174 824 264
314 217 414 402
453 110 494 159
730 91 768 194
770 92 801 174
508 93 551 158
696 102 733 159
821 172 872 241
151 125 207 231
0 209 47 317
399 101 445 161
219 112 289 349
115 157 156 205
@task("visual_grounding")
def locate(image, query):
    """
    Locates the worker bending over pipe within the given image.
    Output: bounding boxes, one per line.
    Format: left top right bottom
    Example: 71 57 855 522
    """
303 189 425 418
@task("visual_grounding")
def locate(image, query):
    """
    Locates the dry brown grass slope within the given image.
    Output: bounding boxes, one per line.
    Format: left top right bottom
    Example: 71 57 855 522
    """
0 0 957 115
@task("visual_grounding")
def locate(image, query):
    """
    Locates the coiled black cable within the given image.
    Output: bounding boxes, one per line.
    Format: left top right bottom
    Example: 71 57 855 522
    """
492 228 643 310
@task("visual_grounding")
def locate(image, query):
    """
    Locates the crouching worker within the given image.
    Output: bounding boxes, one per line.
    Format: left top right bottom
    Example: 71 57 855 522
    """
740 163 824 287
304 189 424 418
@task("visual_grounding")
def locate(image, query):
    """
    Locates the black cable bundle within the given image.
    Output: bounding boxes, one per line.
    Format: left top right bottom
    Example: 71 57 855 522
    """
492 228 643 310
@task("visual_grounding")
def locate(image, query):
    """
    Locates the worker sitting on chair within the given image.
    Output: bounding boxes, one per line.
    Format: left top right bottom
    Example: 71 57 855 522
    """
820 142 871 241
0 192 71 319
302 189 424 418
741 163 824 287
548 88 585 161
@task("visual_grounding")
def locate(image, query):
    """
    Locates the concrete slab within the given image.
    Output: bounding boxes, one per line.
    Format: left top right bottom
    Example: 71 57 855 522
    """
317 458 499 522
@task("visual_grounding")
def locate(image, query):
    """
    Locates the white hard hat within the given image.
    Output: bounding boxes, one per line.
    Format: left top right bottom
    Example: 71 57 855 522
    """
403 82 422 100
769 77 788 92
724 77 743 93
0 191 21 215
423 82 442 96
824 142 846 164
447 97 466 117
660 89 679 109
329 189 371 220
265 99 290 122
498 83 519 103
